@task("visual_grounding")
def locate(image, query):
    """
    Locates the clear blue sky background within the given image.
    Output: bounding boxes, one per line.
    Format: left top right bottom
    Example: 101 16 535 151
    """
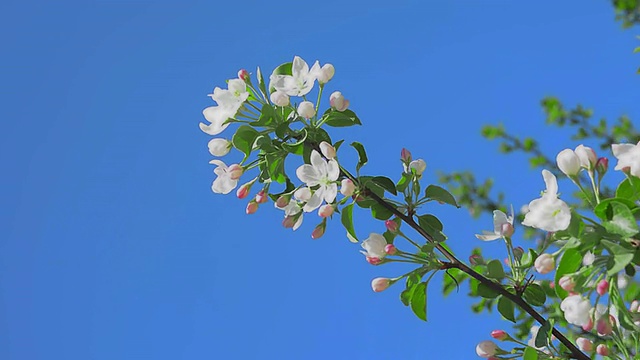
1 1 638 359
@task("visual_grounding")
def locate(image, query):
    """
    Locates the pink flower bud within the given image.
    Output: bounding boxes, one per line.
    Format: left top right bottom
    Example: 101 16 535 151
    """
255 190 268 204
475 340 498 358
371 277 391 292
549 281 555 289
237 69 250 82
469 254 484 266
319 141 336 159
596 157 608 175
596 344 609 356
340 179 355 197
384 244 397 255
512 246 524 259
236 182 252 199
534 253 555 274
501 223 515 238
559 276 576 292
490 330 508 341
318 204 334 218
317 63 335 84
576 337 593 352
282 216 296 228
329 91 349 111
596 279 609 296
401 148 412 163
575 145 597 170
275 195 290 208
246 201 258 215
582 318 593 332
227 164 244 180
385 219 399 233
311 224 325 239
270 90 290 106
596 316 613 336
366 256 382 265
297 101 316 119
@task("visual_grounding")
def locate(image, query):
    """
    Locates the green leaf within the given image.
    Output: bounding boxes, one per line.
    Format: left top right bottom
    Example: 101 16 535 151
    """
523 284 546 307
232 126 259 161
518 249 538 269
534 319 553 348
486 259 505 280
266 153 286 183
271 62 292 76
350 142 368 172
497 296 516 322
417 214 447 242
616 176 640 202
523 346 539 360
554 248 582 299
256 66 269 102
322 109 362 127
396 173 411 192
341 203 357 242
371 176 397 195
410 282 427 321
250 104 276 127
602 202 639 237
370 203 393 220
594 198 638 221
477 282 499 299
424 185 459 208
601 239 636 276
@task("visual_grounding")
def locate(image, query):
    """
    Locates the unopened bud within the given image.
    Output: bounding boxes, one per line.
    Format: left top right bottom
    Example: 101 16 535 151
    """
596 344 609 356
298 101 316 119
630 300 639 312
246 200 258 215
575 145 597 170
512 246 523 259
409 159 427 176
371 277 391 292
596 316 613 336
255 190 268 204
576 337 593 352
275 195 291 208
384 244 397 255
270 90 290 106
236 181 253 199
556 149 581 177
534 253 555 274
329 91 349 111
596 157 608 175
208 138 232 157
558 276 576 292
469 254 484 266
596 279 609 296
582 318 593 332
318 204 334 218
237 69 250 82
490 330 508 341
366 256 382 265
317 63 335 84
401 148 412 163
385 219 399 233
227 164 244 180
282 216 296 228
319 141 336 159
340 179 355 197
311 223 325 239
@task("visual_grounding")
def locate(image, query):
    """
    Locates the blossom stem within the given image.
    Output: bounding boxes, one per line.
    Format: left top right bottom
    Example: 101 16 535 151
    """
398 232 422 249
587 171 600 204
314 84 324 119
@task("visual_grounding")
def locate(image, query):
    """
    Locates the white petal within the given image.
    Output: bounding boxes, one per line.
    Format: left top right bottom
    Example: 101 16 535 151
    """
612 143 635 158
292 214 303 231
492 210 509 233
303 189 324 212
227 79 246 93
296 164 320 186
310 150 327 176
212 176 237 194
323 183 337 204
292 56 309 79
327 159 340 181
541 169 558 197
294 187 312 202
475 232 501 241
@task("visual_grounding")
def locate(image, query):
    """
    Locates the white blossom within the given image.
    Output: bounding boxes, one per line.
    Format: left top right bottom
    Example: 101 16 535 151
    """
270 56 319 96
522 170 571 232
475 341 497 358
556 148 581 177
360 233 387 259
296 150 340 212
329 91 350 111
561 295 592 327
475 206 514 241
209 160 242 194
208 138 231 157
612 141 640 177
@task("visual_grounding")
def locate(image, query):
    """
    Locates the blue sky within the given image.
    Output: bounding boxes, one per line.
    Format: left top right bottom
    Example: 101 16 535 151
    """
1 1 638 359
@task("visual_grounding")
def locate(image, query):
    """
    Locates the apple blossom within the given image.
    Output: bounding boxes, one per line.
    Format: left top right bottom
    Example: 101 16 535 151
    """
576 337 593 352
361 233 387 260
595 157 608 175
582 251 595 266
210 160 241 194
275 198 302 217
318 204 334 218
596 279 609 296
227 164 243 180
596 315 613 336
407 159 427 176
556 148 581 177
340 179 355 197
490 330 508 341
534 253 555 274
200 79 250 135
384 244 397 255
475 206 514 241
236 181 253 199
401 148 412 163
612 141 640 177
294 187 312 202
371 277 391 292
560 295 592 327
298 101 316 119
319 141 336 159
617 274 629 289
475 340 498 358
316 63 335 84
246 200 258 215
200 106 236 135
558 276 576 292
255 190 268 204
385 219 399 233
311 223 325 239
575 145 597 170
296 150 340 212
366 256 382 265
270 90 290 106
270 56 319 96
582 318 593 332
596 344 609 356
208 138 232 157
237 69 250 82
521 170 571 232
329 91 350 111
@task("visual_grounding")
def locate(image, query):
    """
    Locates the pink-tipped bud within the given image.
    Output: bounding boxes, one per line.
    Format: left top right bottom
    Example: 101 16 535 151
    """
596 316 613 336
311 224 325 239
385 219 399 233
236 182 252 199
227 164 244 180
319 141 336 159
270 90 290 106
534 253 555 274
384 244 397 255
549 281 555 289
366 256 382 265
282 216 296 229
469 254 484 266
575 145 597 170
238 69 250 82
582 318 593 332
501 222 515 238
596 157 608 175
329 91 349 111
318 204 334 218
596 279 609 296
490 330 508 341
559 276 576 292
596 344 609 356
576 337 593 352
317 63 335 84
255 190 268 204
246 201 258 215
401 148 412 163
275 195 290 208
512 246 524 259
371 277 391 292
340 179 355 197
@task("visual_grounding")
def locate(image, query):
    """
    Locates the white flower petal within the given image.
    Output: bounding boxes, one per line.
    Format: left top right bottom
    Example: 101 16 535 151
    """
296 164 320 186
212 176 237 194
323 183 337 204
303 189 323 212
327 159 340 181
475 232 501 241
310 150 327 176
542 169 558 197
292 214 303 231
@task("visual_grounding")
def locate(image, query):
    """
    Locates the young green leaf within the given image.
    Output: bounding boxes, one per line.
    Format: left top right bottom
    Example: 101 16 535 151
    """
523 284 546 307
554 248 582 299
486 259 505 280
350 142 368 172
341 203 358 242
410 282 428 321
497 296 516 322
322 109 362 127
601 239 636 276
424 185 459 207
417 214 447 242
232 125 260 161
371 176 397 195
